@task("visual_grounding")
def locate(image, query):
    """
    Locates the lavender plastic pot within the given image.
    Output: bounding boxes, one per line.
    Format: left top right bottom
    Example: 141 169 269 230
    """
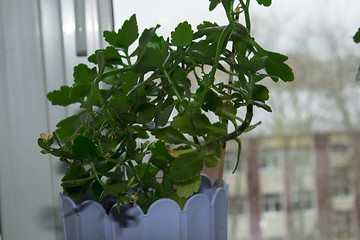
59 174 229 240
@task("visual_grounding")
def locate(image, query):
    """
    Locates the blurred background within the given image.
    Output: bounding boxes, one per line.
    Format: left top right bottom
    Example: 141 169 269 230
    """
0 0 359 239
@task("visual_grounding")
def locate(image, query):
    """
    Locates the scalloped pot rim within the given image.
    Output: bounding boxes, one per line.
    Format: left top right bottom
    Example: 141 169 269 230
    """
60 174 229 217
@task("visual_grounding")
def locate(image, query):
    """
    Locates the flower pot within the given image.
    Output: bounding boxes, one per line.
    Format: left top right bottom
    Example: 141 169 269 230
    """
59 175 228 240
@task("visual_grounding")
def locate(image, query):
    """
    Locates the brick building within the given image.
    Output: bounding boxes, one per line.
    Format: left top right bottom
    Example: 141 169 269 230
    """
223 132 360 240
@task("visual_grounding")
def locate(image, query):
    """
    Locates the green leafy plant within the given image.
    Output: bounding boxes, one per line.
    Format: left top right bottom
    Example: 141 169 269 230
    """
38 0 294 212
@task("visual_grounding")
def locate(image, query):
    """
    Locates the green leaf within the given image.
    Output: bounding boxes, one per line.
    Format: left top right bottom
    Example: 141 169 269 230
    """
105 183 129 197
118 112 136 124
91 89 109 107
73 64 97 84
256 0 272 6
354 28 360 43
155 97 175 127
204 154 219 168
174 175 201 198
47 86 81 106
136 103 156 124
245 121 262 133
171 109 213 136
215 102 237 121
123 71 140 94
127 176 138 189
136 129 150 139
189 41 217 64
152 127 192 145
55 113 83 140
61 175 94 187
209 0 220 11
205 122 228 139
72 135 98 158
202 90 223 111
61 163 91 199
253 100 272 112
193 24 223 40
38 138 50 150
91 181 103 201
88 47 123 65
197 21 219 30
103 14 138 49
70 84 91 98
169 193 188 210
102 67 121 85
126 134 136 153
51 149 84 161
134 86 147 109
232 138 242 174
103 31 119 47
221 0 233 17
170 151 207 182
97 51 105 75
253 84 269 102
150 141 174 169
235 55 267 73
132 36 168 73
171 21 193 47
155 175 173 198
110 94 129 112
62 163 89 182
134 163 159 179
264 51 294 82
198 74 212 87
172 68 191 98
139 25 161 51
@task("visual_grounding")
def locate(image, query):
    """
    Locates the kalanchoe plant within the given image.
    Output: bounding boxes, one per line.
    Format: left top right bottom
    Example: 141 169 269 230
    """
38 0 294 212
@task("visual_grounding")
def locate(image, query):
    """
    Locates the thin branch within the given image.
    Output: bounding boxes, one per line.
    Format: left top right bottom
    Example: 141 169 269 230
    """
218 6 241 188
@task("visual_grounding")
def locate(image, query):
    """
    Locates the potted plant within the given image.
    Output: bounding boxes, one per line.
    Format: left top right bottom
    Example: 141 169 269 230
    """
38 0 294 239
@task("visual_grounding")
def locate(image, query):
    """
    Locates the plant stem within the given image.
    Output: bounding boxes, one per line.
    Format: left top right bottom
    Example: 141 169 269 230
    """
210 104 252 188
200 104 253 154
90 162 105 187
243 0 251 32
218 143 227 188
218 6 240 188
163 65 184 102
209 23 235 86
125 51 132 65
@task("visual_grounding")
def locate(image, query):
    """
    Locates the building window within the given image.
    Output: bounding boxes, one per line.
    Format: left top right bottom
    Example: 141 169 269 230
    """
331 167 352 197
262 194 282 213
331 143 349 155
333 211 354 239
260 148 283 170
291 190 313 211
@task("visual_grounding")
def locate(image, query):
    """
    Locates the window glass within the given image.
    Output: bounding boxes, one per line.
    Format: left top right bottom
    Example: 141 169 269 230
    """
111 1 360 240
260 148 283 170
333 211 354 239
331 167 352 197
262 194 282 213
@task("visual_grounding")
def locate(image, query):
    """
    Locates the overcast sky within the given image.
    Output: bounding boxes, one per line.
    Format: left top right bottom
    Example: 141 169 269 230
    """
113 0 360 58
